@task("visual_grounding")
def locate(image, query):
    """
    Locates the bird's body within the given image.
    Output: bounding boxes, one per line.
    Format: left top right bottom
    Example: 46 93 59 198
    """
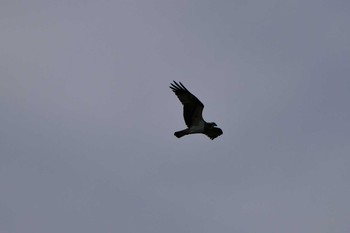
170 81 223 140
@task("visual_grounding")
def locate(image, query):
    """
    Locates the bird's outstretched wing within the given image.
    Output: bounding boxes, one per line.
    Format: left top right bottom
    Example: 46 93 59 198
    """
204 127 223 140
170 81 204 127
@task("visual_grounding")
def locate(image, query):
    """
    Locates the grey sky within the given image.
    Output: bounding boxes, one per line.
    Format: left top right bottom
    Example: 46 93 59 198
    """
1 0 350 232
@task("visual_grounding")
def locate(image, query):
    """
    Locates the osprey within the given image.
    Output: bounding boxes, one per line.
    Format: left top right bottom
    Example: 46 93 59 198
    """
170 81 223 140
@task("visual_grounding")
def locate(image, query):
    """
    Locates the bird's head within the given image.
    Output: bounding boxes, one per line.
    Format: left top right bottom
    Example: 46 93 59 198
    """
209 122 217 127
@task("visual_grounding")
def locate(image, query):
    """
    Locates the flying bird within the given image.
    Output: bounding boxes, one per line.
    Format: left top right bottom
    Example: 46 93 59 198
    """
170 81 223 140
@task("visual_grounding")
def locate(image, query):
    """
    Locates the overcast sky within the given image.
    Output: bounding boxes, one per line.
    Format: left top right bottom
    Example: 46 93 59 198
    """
1 1 350 232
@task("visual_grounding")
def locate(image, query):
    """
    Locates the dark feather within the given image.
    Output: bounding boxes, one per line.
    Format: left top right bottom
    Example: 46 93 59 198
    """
170 81 204 127
204 127 223 140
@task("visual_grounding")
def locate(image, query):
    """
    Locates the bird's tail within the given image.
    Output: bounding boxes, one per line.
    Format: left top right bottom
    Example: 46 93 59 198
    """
174 129 188 138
